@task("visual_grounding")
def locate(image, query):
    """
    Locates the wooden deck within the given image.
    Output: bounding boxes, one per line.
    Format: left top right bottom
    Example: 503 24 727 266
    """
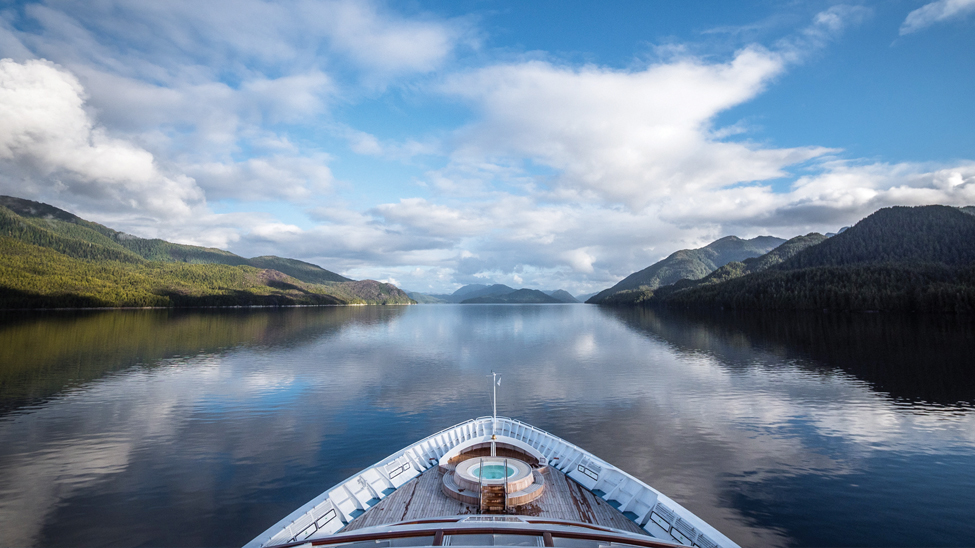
342 466 647 536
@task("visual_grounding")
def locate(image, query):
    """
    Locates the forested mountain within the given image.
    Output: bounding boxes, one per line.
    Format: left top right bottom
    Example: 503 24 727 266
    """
0 196 412 308
587 235 785 304
413 284 514 303
601 206 975 313
545 289 580 303
406 291 449 304
777 205 975 269
600 233 828 305
411 284 581 304
461 288 562 304
0 195 351 283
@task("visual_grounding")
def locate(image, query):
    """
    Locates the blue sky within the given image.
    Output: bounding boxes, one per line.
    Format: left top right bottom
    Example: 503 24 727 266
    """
0 0 973 295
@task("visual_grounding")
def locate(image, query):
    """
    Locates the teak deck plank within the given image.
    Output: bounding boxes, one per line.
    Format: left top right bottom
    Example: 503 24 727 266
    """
342 467 646 536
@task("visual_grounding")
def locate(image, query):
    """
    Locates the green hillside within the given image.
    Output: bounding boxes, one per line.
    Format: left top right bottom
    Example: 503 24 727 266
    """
546 289 580 303
246 256 351 283
659 263 975 312
588 235 785 304
597 233 826 306
0 195 351 283
448 284 516 302
0 196 411 308
778 205 975 269
618 206 975 313
461 288 562 303
406 292 449 303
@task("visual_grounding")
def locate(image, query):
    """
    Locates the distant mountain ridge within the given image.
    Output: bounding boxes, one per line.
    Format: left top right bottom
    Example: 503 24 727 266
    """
602 205 975 312
588 235 786 304
545 289 579 303
461 288 562 304
595 233 826 305
406 291 448 304
410 283 582 304
0 195 413 308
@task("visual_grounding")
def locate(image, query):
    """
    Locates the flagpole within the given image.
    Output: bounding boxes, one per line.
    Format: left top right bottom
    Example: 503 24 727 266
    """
490 371 500 456
492 371 497 427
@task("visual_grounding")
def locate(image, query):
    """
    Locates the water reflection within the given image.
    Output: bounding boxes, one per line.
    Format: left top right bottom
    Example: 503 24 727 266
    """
605 307 975 406
0 307 407 415
0 305 972 548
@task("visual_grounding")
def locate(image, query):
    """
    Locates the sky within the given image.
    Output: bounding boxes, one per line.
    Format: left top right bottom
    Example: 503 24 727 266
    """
0 0 973 296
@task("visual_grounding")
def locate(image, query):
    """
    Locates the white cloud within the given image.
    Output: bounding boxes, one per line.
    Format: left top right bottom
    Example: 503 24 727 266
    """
0 58 204 218
563 248 596 274
9 0 463 81
900 0 975 34
185 155 334 202
0 0 461 207
372 198 490 238
312 0 464 76
656 162 975 230
250 221 304 240
337 125 440 159
441 47 831 210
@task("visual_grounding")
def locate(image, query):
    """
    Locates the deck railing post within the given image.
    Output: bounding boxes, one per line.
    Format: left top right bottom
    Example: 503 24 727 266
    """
503 458 508 514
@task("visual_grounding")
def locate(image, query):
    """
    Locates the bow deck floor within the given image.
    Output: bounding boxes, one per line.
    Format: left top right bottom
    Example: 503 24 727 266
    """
342 466 647 535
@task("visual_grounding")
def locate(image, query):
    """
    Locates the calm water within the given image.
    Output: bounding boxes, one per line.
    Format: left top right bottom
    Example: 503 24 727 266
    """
0 305 973 548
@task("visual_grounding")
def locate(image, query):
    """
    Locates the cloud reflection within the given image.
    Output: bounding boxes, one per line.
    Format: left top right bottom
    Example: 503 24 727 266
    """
0 306 973 547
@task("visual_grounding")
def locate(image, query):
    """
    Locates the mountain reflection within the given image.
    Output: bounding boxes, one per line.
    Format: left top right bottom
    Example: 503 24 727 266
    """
0 305 972 548
0 307 407 416
603 307 975 406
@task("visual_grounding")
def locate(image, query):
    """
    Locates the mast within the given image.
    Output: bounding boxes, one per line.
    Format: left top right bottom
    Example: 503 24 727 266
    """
492 371 498 425
489 371 501 456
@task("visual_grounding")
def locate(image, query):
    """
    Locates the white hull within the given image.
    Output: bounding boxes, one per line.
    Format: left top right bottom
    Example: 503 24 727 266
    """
245 417 738 548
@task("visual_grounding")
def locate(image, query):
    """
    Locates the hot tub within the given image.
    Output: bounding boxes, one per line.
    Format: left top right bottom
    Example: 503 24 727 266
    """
453 457 534 492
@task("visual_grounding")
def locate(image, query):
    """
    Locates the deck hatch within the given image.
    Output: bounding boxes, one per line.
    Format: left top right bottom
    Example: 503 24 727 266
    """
388 462 412 480
648 513 670 532
316 509 337 528
577 466 598 481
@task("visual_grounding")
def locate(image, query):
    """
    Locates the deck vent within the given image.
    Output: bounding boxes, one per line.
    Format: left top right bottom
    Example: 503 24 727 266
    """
694 535 718 548
649 503 676 530
672 517 698 545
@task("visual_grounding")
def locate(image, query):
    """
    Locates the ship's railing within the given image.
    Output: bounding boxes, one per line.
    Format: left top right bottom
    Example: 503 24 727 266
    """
483 417 736 548
244 416 739 548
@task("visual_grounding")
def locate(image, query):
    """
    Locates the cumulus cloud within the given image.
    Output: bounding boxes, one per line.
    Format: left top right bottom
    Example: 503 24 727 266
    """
185 155 334 202
0 58 203 218
373 198 490 238
441 44 833 210
313 0 465 76
900 0 975 34
0 0 462 205
659 162 975 230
